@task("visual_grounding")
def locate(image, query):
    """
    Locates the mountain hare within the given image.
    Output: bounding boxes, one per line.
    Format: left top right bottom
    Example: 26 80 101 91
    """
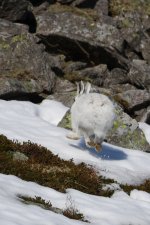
67 81 115 152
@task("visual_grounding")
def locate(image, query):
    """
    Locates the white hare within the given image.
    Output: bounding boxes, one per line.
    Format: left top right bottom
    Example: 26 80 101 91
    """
67 81 115 151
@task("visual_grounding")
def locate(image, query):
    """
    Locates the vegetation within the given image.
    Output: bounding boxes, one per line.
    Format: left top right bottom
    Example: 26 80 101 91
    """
0 134 113 197
109 0 150 16
0 134 149 206
48 3 98 22
121 180 150 194
19 194 88 222
19 195 52 210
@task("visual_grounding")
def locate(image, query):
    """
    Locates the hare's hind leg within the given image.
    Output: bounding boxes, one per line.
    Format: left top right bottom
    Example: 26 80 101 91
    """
82 132 95 148
94 136 104 152
66 131 80 140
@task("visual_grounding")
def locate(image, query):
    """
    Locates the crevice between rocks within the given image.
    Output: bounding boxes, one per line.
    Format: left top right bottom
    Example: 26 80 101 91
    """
0 92 45 103
16 11 37 33
37 34 129 70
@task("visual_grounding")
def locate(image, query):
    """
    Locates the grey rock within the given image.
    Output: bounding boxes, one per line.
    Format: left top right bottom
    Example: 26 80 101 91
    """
107 104 150 152
0 0 32 22
48 78 76 107
127 60 150 90
64 64 109 86
140 37 150 64
114 89 150 112
13 151 28 161
104 68 128 87
0 19 56 97
36 9 128 69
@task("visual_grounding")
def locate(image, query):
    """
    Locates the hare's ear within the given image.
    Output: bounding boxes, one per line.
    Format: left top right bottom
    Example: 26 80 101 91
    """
76 82 80 97
79 80 85 95
85 82 91 94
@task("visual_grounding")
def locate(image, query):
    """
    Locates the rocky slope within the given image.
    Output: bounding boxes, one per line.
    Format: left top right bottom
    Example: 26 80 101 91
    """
0 0 150 150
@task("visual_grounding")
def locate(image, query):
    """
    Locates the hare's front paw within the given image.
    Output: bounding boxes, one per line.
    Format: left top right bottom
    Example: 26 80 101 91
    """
95 143 102 152
87 141 102 152
66 131 80 140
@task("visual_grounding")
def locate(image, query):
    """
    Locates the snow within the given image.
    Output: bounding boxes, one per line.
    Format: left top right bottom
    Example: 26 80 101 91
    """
0 99 150 225
139 122 150 144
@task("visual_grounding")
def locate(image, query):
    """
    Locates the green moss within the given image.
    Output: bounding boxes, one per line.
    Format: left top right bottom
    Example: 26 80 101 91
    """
58 110 72 130
0 41 10 49
109 0 150 16
48 3 98 22
11 34 26 43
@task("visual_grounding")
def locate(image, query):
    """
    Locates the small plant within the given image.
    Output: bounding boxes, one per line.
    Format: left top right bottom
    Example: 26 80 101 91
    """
121 180 150 194
63 195 88 222
19 195 52 210
109 0 150 16
18 195 88 222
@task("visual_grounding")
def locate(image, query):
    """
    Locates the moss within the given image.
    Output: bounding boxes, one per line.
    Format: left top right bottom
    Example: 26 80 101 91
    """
109 0 150 16
11 34 26 43
0 39 10 49
48 3 98 22
0 134 114 197
6 69 34 81
58 110 72 130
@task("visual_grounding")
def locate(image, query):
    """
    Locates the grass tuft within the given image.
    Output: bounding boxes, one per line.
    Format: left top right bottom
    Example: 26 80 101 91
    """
18 194 88 222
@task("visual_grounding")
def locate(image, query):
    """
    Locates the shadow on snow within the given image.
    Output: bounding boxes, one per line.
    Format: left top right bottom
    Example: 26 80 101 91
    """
70 138 128 161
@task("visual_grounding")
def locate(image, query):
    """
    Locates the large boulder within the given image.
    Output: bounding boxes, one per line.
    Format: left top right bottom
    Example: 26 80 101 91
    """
107 104 150 152
36 6 128 69
114 89 150 114
127 60 150 91
0 19 56 99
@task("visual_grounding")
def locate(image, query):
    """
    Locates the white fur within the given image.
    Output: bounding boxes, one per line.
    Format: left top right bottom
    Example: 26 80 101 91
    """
68 82 115 151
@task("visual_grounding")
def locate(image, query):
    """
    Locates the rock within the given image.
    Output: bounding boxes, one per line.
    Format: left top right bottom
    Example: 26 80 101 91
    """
127 60 150 91
0 19 56 98
107 104 150 152
0 0 36 32
115 12 150 61
94 0 108 15
0 0 32 21
140 106 150 124
13 151 28 161
104 68 128 87
48 78 76 107
114 89 150 113
140 36 150 64
108 84 136 95
58 0 74 4
64 61 87 74
36 8 128 69
64 64 109 86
